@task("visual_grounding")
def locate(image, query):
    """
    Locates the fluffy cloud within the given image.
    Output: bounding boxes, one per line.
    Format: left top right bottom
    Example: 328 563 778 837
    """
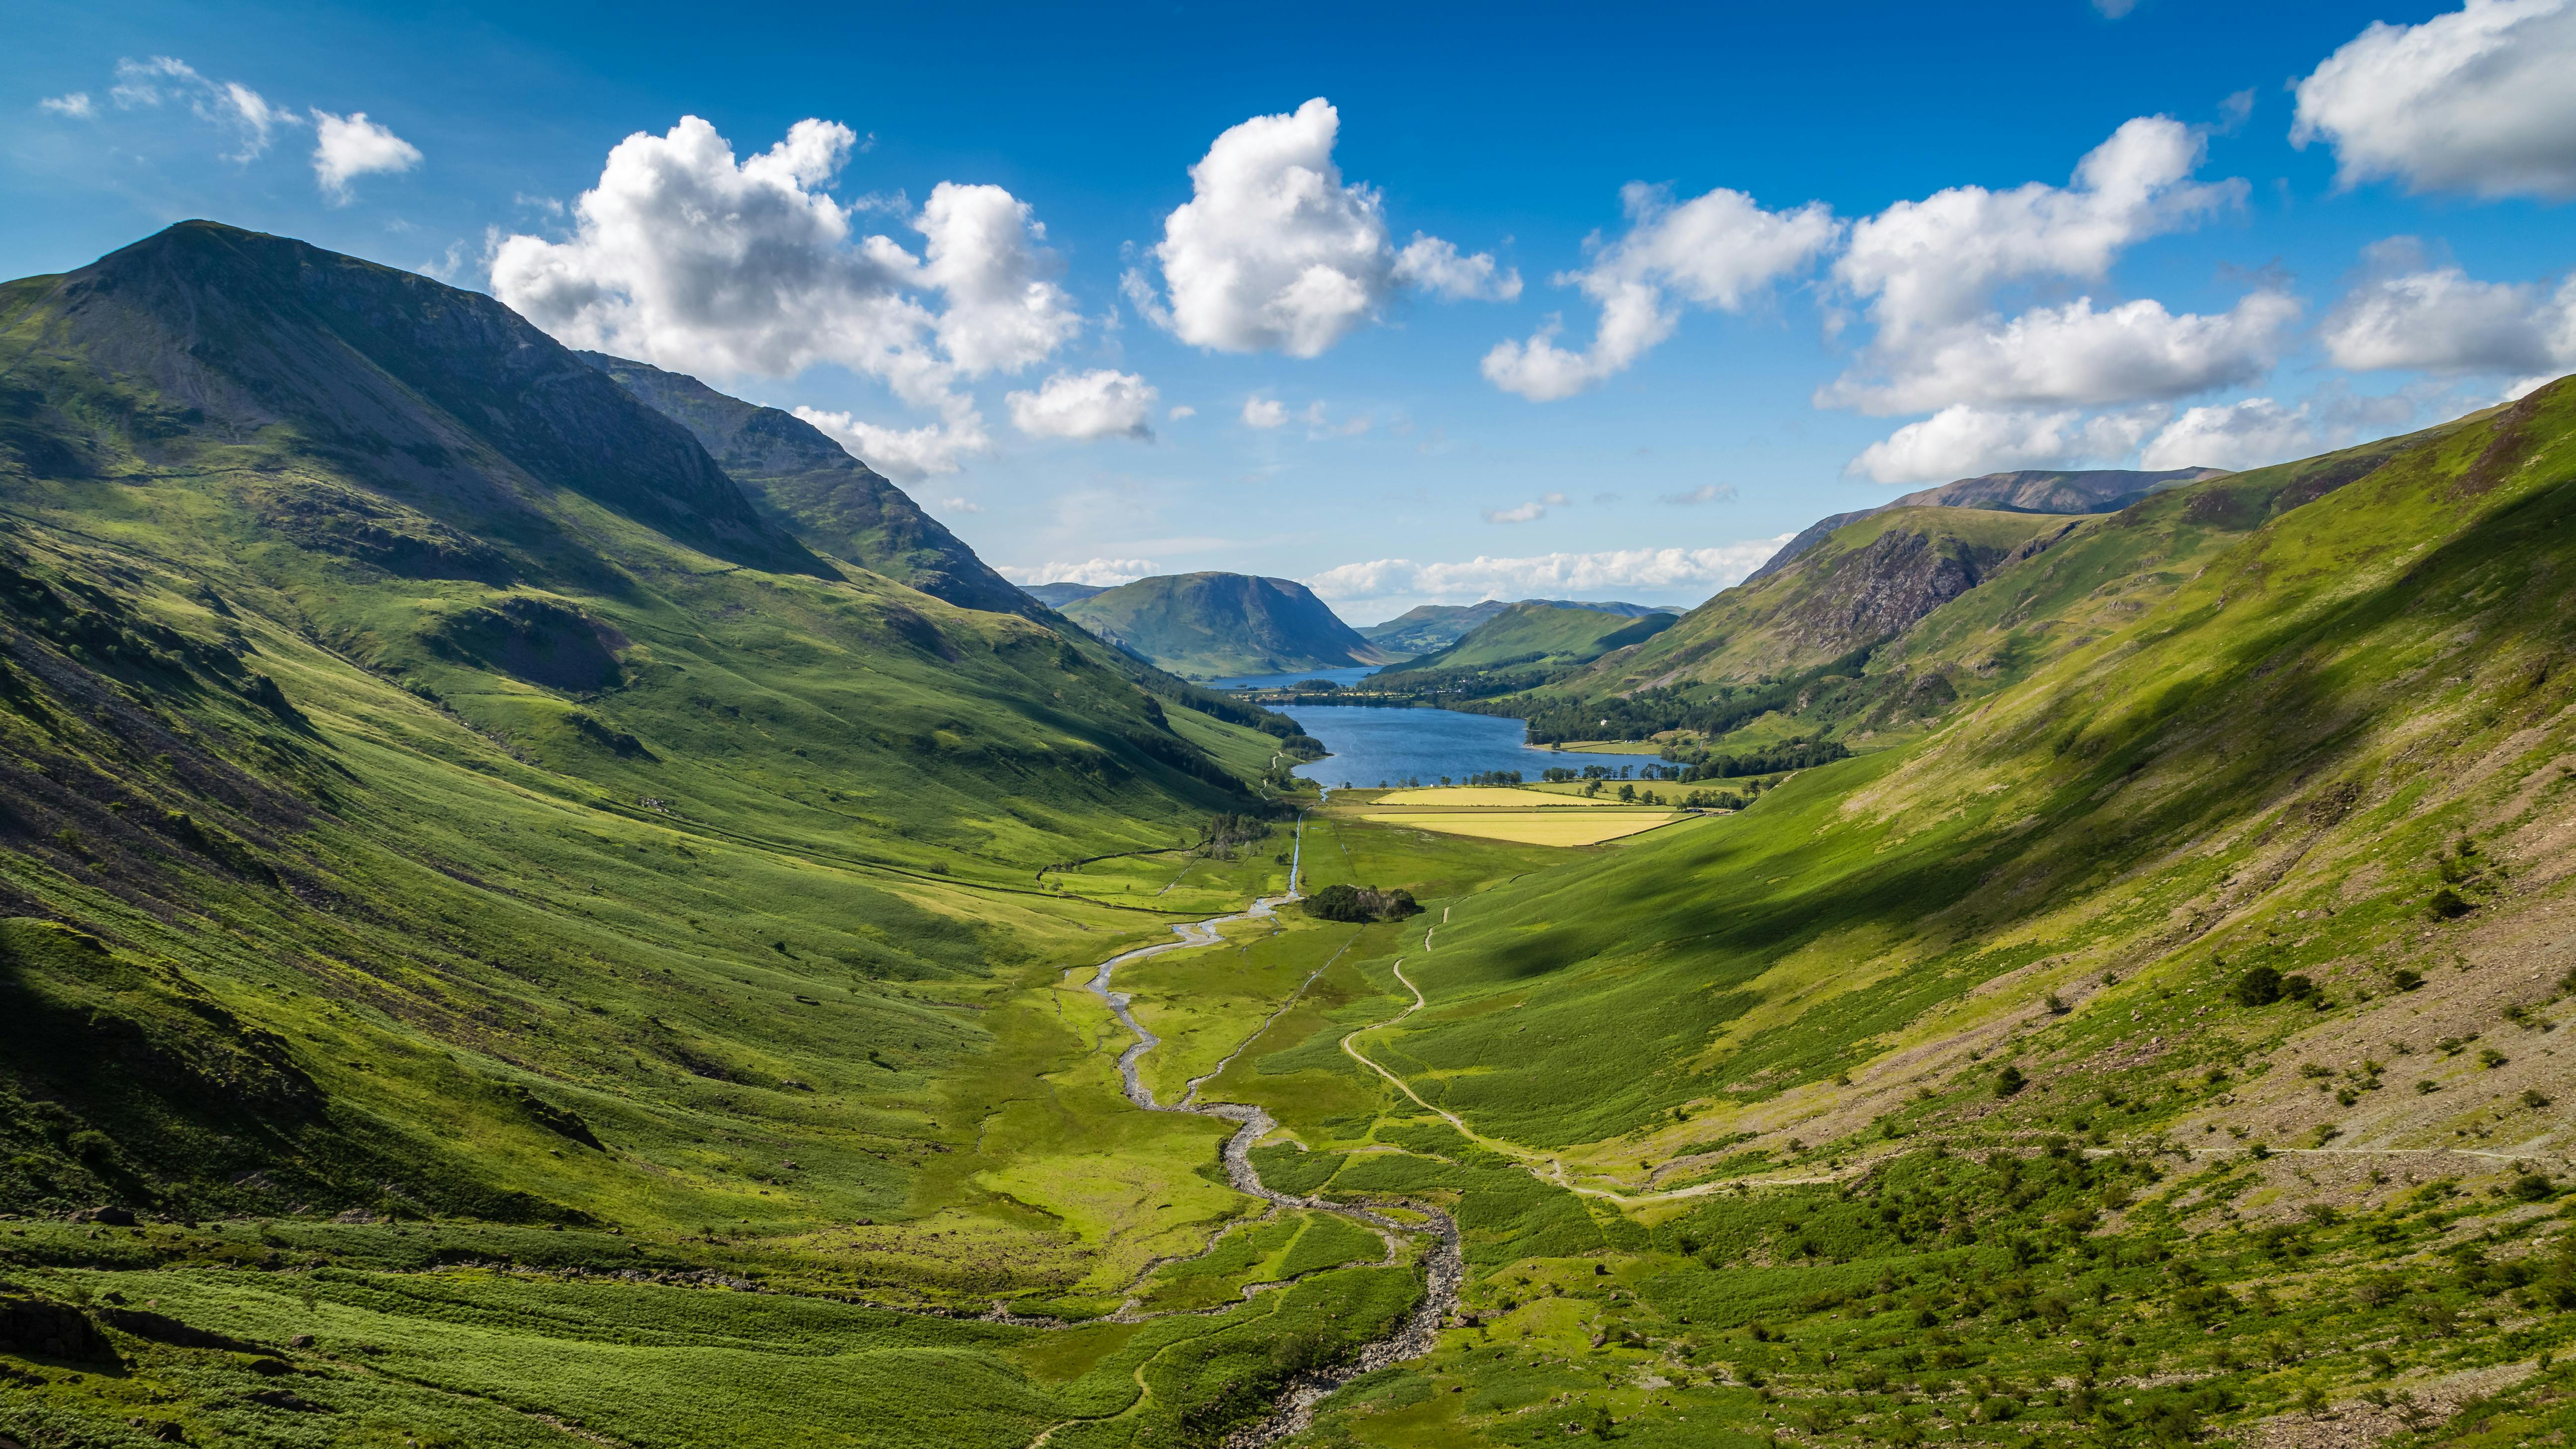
492 117 1087 481
2321 246 2576 375
2292 0 2576 200
1241 397 1288 429
1828 117 2270 479
915 182 1081 374
1006 369 1159 441
1127 98 1514 357
1847 405 2167 484
38 93 93 118
311 110 420 202
1835 117 2240 349
2138 398 2322 471
108 56 297 161
1829 292 2300 414
1484 182 1838 401
1168 405 1197 421
995 558 1155 586
1307 540 1786 614
793 403 989 481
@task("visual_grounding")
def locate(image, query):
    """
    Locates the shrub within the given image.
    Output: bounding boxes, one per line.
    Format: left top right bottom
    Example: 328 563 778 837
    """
2509 1174 2555 1203
2429 887 2472 919
2391 967 2424 991
1995 1065 2028 1098
2232 966 2284 1007
1300 883 1421 923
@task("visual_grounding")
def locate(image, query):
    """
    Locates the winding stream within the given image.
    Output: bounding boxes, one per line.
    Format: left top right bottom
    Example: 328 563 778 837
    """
1078 818 1463 1448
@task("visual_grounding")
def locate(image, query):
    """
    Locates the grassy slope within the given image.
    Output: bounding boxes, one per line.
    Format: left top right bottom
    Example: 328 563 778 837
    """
1061 572 1389 679
1376 603 1675 677
1212 383 2576 1448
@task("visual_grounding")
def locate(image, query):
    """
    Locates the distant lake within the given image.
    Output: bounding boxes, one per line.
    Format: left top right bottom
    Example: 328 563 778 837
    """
1204 664 1385 691
1281 705 1573 788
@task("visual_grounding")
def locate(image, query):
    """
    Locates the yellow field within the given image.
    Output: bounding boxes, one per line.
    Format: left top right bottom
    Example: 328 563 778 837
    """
1544 739 1668 755
1373 785 1623 807
1358 809 1687 845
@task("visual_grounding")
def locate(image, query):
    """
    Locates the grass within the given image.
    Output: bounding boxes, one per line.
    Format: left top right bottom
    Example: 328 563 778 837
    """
6 222 2576 1449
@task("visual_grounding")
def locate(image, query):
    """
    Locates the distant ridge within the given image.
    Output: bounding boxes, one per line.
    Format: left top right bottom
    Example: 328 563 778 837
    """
1060 572 1389 679
1746 466 2226 584
583 352 1033 616
1361 598 1680 654
1022 581 1112 608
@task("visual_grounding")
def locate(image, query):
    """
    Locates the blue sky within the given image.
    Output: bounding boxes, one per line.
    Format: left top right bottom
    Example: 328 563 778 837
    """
8 0 2574 623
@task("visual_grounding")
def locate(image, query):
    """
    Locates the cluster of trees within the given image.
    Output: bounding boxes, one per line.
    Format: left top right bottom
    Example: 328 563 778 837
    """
1469 642 1882 744
1300 883 1422 923
1672 735 1851 781
1199 813 1273 853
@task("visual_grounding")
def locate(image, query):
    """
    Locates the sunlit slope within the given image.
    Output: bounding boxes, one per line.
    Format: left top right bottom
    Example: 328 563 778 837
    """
0 221 1283 1236
1060 571 1388 678
1375 600 1674 676
1360 377 2576 1154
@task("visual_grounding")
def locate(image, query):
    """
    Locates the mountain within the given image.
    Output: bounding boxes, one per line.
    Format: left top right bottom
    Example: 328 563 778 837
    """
0 220 1291 1231
1058 571 1390 678
1374 600 1678 676
580 351 1033 616
1745 464 2226 584
1022 580 1112 608
1360 597 1678 654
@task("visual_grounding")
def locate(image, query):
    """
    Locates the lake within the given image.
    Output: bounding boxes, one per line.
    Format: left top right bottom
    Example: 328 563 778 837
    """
1202 664 1386 691
1280 705 1576 788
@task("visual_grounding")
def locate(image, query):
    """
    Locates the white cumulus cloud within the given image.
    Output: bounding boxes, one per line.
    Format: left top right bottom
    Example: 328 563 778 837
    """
492 116 1088 483
2320 243 2576 376
1829 292 2300 414
1007 369 1159 441
2138 398 2323 471
1828 117 2271 479
1848 405 2168 484
311 110 421 202
2292 0 2576 200
793 403 990 482
996 558 1156 587
1241 396 1289 429
1484 182 1839 401
1127 98 1515 357
1167 405 1197 421
39 92 93 118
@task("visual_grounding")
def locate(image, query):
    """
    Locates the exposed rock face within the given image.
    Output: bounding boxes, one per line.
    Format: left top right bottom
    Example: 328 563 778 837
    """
1746 466 2224 584
584 353 1035 616
1756 516 2080 664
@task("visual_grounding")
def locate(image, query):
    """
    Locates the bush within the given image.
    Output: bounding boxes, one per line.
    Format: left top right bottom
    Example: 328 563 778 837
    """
2429 886 2472 919
1301 883 1422 923
2232 966 2284 1007
1995 1065 2028 1098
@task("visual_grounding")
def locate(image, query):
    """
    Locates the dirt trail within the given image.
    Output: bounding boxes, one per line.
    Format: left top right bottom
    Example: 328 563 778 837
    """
1076 817 1464 1449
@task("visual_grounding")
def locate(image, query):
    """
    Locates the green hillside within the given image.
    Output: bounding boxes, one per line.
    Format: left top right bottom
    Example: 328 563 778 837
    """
1 219 2571 1449
580 352 1035 616
1059 571 1389 679
1375 600 1676 677
1360 597 1675 655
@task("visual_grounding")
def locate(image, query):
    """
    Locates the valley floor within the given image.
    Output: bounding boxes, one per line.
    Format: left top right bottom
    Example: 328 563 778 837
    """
6 789 2571 1449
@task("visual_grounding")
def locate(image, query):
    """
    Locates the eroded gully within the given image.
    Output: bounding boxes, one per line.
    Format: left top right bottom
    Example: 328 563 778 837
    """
1077 815 1463 1449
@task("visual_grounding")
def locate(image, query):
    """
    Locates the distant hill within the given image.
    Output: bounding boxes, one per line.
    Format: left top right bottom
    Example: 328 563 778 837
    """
1022 581 1112 608
1745 466 2226 584
1376 601 1678 676
1362 598 1679 654
1060 572 1389 678
582 352 1033 616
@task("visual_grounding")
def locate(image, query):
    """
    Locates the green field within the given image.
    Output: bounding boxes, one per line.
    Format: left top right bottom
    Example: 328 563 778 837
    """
2 222 2574 1449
